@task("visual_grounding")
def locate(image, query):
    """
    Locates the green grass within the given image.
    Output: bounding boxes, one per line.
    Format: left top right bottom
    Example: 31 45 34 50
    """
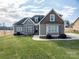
0 35 79 59
65 30 79 34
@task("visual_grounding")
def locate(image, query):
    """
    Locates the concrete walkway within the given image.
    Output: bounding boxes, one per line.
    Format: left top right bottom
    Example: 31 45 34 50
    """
32 33 79 41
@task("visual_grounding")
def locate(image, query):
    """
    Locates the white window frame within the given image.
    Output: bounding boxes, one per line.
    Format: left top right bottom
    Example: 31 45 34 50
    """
27 25 34 33
46 24 59 34
35 17 38 22
50 14 55 22
17 27 22 32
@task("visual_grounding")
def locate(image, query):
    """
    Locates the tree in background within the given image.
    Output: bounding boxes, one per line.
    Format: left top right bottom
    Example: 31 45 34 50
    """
64 20 70 28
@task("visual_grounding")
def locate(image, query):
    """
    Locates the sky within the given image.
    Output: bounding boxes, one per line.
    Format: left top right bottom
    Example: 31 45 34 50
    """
0 0 79 26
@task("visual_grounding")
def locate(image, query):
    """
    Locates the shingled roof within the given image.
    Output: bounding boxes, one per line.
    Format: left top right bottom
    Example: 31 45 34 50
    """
14 18 28 25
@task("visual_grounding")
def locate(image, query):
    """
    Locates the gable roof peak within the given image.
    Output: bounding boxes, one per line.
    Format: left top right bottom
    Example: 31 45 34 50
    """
39 8 64 24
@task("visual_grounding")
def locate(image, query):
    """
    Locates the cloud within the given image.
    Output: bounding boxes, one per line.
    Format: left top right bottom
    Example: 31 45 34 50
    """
1 0 74 26
15 5 50 17
0 0 29 24
0 16 17 24
0 0 47 25
0 0 28 8
30 7 50 13
34 0 45 4
20 5 39 10
56 6 77 19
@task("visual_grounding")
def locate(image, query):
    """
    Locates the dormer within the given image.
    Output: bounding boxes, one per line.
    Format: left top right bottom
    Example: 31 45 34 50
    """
35 17 39 22
31 15 44 24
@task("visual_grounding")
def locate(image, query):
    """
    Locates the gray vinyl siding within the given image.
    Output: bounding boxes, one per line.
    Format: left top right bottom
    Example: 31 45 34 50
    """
23 19 34 35
59 24 64 34
39 24 46 35
14 18 35 35
23 25 34 35
14 25 24 34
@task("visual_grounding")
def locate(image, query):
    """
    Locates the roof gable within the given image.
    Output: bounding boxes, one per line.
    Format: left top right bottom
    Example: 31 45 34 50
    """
22 17 35 24
40 9 64 24
23 18 34 25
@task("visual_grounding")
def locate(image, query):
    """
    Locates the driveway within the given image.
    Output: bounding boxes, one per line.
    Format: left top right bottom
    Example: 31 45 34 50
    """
32 33 79 41
66 33 79 39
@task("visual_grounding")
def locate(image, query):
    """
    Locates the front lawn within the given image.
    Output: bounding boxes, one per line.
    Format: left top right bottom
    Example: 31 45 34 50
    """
0 35 79 59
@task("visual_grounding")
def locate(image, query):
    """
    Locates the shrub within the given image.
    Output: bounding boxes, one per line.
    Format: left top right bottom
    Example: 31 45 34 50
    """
58 34 67 39
46 34 52 39
14 32 23 35
34 30 38 34
35 30 38 33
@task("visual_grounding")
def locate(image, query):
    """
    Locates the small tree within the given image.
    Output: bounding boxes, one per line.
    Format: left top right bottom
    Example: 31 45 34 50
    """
64 20 70 28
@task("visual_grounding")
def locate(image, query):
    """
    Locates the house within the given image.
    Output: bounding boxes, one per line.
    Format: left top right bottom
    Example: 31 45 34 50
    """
14 9 64 37
72 17 79 31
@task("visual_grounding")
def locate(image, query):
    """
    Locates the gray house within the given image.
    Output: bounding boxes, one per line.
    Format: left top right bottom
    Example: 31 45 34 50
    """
14 9 64 37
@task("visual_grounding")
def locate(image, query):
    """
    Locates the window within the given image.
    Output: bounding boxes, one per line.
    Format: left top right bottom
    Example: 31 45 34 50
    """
50 14 55 22
17 27 22 32
28 26 33 33
35 17 38 22
47 25 59 34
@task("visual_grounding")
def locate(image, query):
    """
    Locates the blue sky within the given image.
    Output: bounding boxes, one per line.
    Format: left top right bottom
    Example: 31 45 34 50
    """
0 0 79 26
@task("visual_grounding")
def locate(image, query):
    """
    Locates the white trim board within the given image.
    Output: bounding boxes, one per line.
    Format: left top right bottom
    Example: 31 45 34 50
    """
22 17 35 24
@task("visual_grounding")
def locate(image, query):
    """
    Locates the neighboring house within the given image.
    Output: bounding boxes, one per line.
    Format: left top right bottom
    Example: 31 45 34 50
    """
72 17 79 31
14 9 64 37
